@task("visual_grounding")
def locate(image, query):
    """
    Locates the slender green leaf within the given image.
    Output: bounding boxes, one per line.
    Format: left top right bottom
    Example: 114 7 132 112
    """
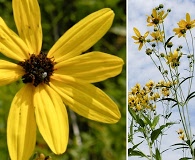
152 115 160 129
151 128 162 144
173 146 189 151
160 98 178 103
136 115 145 127
128 141 144 152
141 113 152 126
164 36 174 47
155 148 162 160
179 76 193 86
128 150 147 157
179 158 192 160
171 143 188 147
185 91 195 103
165 112 172 119
129 108 137 121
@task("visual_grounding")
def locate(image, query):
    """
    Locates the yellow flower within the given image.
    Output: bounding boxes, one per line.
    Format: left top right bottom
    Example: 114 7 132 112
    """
145 80 155 90
177 128 184 135
150 31 164 42
173 13 195 37
147 9 167 26
165 50 181 68
179 133 185 140
173 27 186 38
179 13 195 29
132 27 149 50
0 1 123 160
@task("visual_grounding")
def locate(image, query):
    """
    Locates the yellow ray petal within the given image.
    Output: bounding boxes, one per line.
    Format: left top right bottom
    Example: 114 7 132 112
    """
133 27 141 37
54 52 123 83
13 0 42 54
0 18 30 61
47 8 114 62
186 13 190 23
0 60 24 86
50 75 121 123
7 84 36 160
34 84 69 154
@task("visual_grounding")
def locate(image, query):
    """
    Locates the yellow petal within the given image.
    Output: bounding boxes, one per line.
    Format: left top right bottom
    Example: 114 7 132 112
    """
152 9 157 18
13 0 42 54
133 27 141 37
144 31 149 38
34 84 69 154
138 43 143 50
50 75 121 123
47 8 114 62
186 13 190 23
0 18 30 61
54 52 124 83
132 36 139 40
7 84 36 160
0 60 24 86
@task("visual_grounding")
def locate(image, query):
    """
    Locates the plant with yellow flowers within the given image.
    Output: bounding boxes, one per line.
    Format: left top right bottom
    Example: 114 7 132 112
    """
0 0 124 160
130 4 195 160
128 80 175 160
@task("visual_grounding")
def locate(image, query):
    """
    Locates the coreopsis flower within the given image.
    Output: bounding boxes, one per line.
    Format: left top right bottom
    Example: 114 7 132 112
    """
145 80 155 90
147 9 168 26
132 27 149 50
161 87 170 97
150 31 164 42
173 27 186 38
177 128 184 135
0 0 123 160
177 129 185 140
173 13 195 37
165 50 181 68
179 133 185 140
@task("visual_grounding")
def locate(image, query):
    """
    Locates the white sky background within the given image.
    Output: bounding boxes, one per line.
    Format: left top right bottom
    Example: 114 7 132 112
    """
128 0 195 160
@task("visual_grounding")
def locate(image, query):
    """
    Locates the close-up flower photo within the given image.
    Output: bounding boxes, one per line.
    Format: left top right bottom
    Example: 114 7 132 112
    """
0 0 126 159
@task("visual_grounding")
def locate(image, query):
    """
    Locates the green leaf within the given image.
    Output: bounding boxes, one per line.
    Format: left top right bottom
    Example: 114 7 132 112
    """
179 158 192 160
136 117 145 127
171 143 188 147
160 98 178 103
141 113 152 126
155 148 162 160
164 36 174 48
128 149 147 157
128 141 144 153
152 115 160 129
179 76 193 86
151 128 162 144
185 91 195 103
172 146 189 151
129 108 137 121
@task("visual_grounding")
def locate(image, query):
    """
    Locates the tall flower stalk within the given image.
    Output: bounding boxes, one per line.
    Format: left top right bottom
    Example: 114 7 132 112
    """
129 4 195 159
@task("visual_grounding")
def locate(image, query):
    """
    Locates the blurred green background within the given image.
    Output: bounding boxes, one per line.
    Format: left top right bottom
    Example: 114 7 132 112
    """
0 0 126 159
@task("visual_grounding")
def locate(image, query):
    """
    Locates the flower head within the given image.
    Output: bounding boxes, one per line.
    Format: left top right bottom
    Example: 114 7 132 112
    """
132 27 149 50
147 9 168 26
150 30 164 42
0 0 123 159
165 50 181 68
173 13 195 37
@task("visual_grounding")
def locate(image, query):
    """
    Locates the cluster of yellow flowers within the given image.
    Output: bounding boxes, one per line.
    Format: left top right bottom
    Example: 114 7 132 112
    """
177 129 185 140
128 80 174 112
132 4 195 51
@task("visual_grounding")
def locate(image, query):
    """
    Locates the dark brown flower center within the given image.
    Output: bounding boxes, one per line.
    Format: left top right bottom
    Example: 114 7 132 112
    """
18 52 55 87
153 18 159 24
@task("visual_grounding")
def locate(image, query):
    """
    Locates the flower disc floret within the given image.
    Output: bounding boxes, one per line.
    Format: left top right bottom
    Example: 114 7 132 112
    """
18 52 55 87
